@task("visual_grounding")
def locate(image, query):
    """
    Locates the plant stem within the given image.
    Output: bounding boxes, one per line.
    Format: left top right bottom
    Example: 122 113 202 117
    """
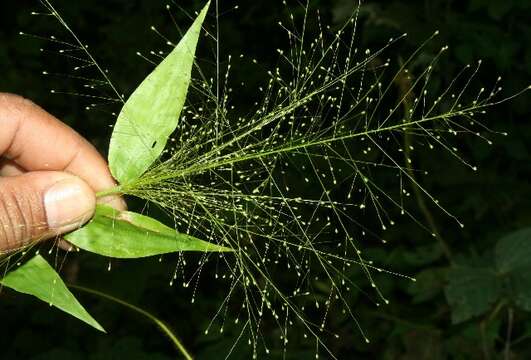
479 321 491 360
69 284 193 360
479 299 506 359
96 186 123 199
403 129 453 262
395 66 453 263
504 308 514 360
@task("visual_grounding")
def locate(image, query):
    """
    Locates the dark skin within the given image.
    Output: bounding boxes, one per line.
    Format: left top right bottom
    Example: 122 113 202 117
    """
0 93 125 252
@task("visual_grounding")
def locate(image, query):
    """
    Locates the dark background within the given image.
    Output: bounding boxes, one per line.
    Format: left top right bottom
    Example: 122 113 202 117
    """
0 0 530 359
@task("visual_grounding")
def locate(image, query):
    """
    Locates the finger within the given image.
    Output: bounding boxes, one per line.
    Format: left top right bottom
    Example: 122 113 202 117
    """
0 171 95 252
0 158 25 177
0 93 125 210
57 238 78 252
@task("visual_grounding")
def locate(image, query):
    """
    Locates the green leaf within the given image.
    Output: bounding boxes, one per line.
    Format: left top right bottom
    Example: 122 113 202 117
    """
401 243 443 267
495 227 531 273
511 271 531 311
493 227 531 312
65 205 232 258
445 266 501 323
406 267 447 304
108 2 210 184
0 255 104 332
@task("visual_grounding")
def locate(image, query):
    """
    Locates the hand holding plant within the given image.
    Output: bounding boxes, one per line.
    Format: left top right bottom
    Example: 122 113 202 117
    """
0 92 125 252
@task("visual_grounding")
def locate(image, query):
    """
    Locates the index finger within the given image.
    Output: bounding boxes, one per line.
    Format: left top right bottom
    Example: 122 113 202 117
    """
0 93 124 207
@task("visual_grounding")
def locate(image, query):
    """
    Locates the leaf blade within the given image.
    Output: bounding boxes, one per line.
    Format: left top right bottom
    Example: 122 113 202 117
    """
108 2 210 184
444 266 501 323
494 227 531 312
65 204 232 258
495 227 531 273
0 255 104 332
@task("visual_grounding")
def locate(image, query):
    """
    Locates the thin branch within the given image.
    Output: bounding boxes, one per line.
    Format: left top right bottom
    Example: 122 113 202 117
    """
69 284 193 360
504 308 514 360
395 67 453 262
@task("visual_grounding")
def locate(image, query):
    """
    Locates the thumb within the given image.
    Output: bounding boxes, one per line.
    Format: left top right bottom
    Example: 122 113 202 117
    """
0 171 96 252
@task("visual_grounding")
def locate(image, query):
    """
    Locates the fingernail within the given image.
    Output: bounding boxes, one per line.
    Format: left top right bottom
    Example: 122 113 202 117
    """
44 178 96 233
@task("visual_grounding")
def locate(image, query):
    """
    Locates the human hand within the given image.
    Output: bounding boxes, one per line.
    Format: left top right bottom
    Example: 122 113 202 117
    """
0 93 125 252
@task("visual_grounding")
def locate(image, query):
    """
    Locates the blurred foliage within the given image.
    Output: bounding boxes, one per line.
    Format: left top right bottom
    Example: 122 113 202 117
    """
1 0 530 359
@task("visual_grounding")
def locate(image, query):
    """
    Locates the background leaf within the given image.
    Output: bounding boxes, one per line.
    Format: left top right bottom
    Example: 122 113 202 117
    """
65 205 232 258
406 267 447 304
511 272 531 311
108 2 210 184
0 255 104 332
495 227 531 273
494 227 531 311
445 266 502 323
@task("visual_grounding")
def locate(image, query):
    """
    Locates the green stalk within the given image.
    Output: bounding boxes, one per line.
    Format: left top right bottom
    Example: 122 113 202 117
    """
395 66 453 263
96 186 124 198
69 284 193 360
